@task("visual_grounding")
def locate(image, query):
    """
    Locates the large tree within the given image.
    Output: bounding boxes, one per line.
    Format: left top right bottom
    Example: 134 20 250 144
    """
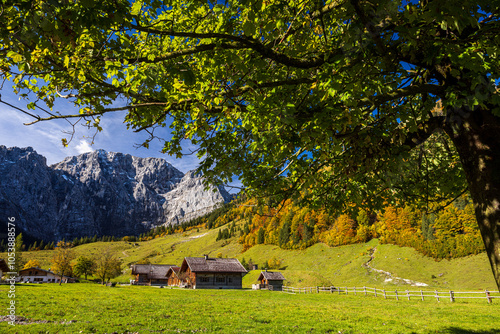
1 1 499 288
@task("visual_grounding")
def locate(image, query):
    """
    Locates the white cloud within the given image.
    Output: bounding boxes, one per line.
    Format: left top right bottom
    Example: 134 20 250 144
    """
0 85 241 191
74 140 94 155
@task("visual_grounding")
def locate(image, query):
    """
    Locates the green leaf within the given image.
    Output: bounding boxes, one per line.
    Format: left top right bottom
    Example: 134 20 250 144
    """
242 20 256 36
131 1 142 16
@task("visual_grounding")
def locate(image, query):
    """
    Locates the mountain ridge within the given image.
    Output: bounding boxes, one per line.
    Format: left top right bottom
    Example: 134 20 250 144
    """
0 145 232 242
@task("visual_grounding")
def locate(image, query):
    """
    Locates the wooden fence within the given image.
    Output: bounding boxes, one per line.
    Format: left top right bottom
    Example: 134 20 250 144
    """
281 286 500 303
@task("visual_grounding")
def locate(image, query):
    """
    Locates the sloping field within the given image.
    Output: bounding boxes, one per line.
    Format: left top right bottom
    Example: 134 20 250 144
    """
6 226 497 290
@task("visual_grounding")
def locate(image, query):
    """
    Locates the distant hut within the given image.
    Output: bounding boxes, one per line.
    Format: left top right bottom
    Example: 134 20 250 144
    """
178 255 247 289
17 267 75 283
257 270 285 291
130 264 175 286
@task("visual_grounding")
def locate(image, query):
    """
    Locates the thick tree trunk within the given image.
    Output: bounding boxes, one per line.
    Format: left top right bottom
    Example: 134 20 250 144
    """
445 107 500 290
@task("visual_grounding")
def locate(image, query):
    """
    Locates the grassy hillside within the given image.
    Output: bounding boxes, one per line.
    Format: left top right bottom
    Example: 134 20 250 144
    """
4 225 497 291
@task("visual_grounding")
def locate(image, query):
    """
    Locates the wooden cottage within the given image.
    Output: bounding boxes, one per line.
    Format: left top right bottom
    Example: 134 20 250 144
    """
178 256 247 289
165 266 182 287
130 264 175 286
257 270 285 291
17 267 75 283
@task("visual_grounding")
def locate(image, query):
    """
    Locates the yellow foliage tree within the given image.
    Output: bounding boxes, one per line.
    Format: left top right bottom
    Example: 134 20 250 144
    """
23 259 41 269
51 241 75 285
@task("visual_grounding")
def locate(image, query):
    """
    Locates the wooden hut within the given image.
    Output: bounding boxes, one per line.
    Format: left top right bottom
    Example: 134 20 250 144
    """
17 267 75 283
257 270 285 291
178 255 247 289
130 264 175 286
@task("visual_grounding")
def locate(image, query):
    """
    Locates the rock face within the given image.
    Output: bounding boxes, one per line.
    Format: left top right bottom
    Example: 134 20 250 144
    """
0 146 231 241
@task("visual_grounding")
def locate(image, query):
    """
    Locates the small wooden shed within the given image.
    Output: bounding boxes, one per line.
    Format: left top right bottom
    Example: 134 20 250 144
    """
257 270 285 291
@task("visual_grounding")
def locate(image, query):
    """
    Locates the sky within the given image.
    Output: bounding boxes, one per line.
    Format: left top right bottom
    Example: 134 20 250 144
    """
0 84 242 192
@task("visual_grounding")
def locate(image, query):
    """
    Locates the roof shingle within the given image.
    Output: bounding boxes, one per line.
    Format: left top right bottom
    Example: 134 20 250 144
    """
258 271 285 281
131 264 176 279
183 257 247 273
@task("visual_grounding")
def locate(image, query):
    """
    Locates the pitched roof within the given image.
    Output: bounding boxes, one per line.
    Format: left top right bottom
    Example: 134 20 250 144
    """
166 266 181 278
181 257 247 273
19 267 73 279
131 264 176 279
258 271 285 281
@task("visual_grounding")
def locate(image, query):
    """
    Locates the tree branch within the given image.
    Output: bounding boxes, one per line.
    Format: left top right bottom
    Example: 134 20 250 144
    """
129 24 330 69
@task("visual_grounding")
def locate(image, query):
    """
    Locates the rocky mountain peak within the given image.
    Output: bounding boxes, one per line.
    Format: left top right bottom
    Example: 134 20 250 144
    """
0 146 232 242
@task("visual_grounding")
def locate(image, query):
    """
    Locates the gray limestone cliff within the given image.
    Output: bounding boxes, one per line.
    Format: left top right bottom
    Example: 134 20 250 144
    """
0 146 231 241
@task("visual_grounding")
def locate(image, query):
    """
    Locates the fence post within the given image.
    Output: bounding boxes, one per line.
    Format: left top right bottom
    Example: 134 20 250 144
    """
406 290 410 301
435 290 440 302
374 288 377 297
395 290 399 301
383 289 387 299
486 290 492 304
354 287 356 295
420 290 424 302
338 286 341 295
317 286 319 293
345 287 348 295
331 286 333 294
450 291 455 303
364 286 367 296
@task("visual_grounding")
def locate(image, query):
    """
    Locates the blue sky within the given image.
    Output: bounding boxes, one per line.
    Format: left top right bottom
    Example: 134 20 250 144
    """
0 84 242 191
0 88 195 169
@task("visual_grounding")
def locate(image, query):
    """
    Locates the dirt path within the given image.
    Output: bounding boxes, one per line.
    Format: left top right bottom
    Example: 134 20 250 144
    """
362 247 428 287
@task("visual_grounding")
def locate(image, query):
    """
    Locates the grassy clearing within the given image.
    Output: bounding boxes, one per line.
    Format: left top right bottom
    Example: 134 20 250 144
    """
0 283 498 334
4 227 497 290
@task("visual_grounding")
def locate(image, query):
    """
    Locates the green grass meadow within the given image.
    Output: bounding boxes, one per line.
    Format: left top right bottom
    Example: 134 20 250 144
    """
2 226 499 333
1 283 499 333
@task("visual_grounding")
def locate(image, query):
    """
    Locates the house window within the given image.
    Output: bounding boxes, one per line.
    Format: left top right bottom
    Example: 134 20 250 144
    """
200 277 210 283
228 277 233 283
215 277 225 283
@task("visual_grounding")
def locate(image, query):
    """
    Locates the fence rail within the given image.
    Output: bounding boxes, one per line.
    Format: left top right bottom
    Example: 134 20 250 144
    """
281 285 500 303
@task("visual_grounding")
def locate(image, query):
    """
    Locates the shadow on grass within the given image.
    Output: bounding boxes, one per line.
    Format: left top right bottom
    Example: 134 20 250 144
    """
442 328 500 334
